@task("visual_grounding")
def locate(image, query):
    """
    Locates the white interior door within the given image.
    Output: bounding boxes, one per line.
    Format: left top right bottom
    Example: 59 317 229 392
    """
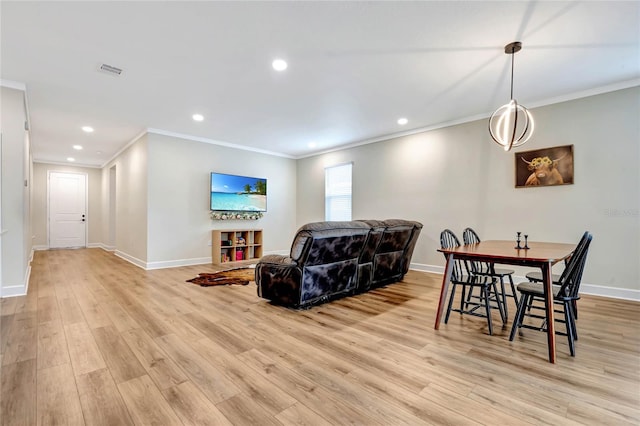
49 172 87 248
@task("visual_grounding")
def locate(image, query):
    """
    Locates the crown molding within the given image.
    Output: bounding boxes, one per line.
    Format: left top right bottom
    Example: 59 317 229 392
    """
0 79 26 91
295 79 640 160
147 128 295 159
100 129 148 168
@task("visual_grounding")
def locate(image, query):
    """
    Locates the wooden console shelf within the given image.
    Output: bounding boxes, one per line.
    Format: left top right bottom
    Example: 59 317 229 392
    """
212 229 263 265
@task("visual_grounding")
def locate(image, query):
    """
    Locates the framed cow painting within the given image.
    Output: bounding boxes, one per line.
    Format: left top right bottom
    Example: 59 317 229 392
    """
514 144 574 188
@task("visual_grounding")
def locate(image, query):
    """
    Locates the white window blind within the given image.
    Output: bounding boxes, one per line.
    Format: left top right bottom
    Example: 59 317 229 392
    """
325 163 352 221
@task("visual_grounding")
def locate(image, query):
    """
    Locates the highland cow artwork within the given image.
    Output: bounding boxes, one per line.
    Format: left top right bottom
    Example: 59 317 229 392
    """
515 145 574 188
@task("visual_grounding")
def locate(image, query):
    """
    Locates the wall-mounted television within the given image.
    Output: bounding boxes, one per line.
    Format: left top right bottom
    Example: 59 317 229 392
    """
210 172 267 212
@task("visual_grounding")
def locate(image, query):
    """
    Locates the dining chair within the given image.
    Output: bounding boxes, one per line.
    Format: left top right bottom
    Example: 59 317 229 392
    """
440 229 505 335
462 227 518 320
509 232 593 356
524 231 590 320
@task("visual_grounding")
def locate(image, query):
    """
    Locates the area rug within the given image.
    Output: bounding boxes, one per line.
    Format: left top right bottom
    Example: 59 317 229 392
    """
187 267 256 287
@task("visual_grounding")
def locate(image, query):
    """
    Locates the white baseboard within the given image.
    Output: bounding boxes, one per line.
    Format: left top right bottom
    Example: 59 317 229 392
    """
409 262 640 302
410 262 444 275
114 250 212 271
580 284 640 302
35 243 112 251
146 257 212 270
114 250 147 269
87 242 112 250
1 250 33 298
1 285 27 298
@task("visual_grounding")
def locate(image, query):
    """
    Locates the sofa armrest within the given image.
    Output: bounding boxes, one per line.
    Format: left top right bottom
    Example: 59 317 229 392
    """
258 254 297 266
256 255 302 307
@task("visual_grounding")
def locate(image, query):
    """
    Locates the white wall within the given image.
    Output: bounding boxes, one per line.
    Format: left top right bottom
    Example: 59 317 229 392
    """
102 135 149 266
0 86 32 297
145 132 297 268
297 88 640 297
31 163 102 248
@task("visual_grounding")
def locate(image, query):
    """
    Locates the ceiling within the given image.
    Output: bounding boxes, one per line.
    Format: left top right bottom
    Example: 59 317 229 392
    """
2 1 638 167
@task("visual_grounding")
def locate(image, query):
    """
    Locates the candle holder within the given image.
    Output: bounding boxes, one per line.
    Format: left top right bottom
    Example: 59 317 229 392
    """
524 234 530 249
515 232 522 249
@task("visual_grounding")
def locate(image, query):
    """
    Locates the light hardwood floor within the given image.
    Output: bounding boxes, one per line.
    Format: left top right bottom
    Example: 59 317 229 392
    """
1 248 639 425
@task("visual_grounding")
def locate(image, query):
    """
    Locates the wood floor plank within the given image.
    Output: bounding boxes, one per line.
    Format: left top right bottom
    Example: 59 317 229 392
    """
10 249 640 425
58 297 87 326
99 301 138 333
193 337 297 415
36 363 84 425
1 359 37 426
76 368 133 426
117 375 182 425
64 322 106 376
37 319 70 370
121 327 188 390
275 402 333 426
0 314 14 355
215 393 284 426
91 325 146 384
0 298 18 317
72 286 113 330
182 312 253 354
162 380 233 426
237 348 385 425
294 359 432 425
346 367 488 426
37 296 61 324
154 333 241 404
2 313 38 366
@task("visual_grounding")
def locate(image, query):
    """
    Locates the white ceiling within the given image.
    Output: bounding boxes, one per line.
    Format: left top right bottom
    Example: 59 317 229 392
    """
2 1 639 167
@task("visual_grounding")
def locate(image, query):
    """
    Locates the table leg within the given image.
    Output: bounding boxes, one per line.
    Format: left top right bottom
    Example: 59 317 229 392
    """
542 262 556 363
435 253 454 330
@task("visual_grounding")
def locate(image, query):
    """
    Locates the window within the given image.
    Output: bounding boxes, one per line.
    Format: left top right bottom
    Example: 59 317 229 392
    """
325 163 352 221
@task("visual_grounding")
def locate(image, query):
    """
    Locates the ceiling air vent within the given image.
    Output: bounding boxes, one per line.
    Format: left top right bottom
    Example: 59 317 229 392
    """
99 63 123 76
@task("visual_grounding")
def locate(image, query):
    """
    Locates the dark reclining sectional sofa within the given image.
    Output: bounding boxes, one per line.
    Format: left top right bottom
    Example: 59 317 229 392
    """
255 219 423 308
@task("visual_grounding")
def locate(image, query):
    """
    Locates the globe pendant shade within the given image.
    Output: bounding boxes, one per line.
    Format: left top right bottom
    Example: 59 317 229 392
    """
488 99 534 151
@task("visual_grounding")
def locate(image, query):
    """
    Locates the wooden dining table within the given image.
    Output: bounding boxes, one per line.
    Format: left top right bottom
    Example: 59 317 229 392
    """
436 240 577 363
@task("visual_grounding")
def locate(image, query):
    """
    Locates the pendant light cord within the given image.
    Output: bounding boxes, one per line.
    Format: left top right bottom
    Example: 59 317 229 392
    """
510 46 515 100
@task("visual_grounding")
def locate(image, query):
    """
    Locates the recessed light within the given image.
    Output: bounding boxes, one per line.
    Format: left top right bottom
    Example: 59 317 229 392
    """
308 142 317 148
272 59 288 71
397 118 408 125
82 126 94 133
73 145 83 150
67 157 75 162
192 114 204 122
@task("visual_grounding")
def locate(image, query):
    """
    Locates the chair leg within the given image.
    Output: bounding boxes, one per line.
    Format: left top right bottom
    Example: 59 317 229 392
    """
571 300 579 320
482 286 493 335
567 302 578 341
564 301 576 356
509 293 529 341
464 285 474 309
460 285 467 314
498 277 508 322
445 284 457 324
508 274 519 306
490 281 506 324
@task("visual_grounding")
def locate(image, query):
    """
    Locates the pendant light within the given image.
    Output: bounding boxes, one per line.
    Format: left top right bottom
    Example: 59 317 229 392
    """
488 41 534 151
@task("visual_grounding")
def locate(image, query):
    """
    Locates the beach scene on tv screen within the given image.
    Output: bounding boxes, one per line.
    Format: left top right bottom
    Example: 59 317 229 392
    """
211 173 267 211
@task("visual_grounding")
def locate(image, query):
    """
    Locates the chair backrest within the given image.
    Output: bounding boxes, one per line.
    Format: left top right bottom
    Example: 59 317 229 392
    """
440 229 468 281
462 227 480 245
462 227 488 274
556 232 593 299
